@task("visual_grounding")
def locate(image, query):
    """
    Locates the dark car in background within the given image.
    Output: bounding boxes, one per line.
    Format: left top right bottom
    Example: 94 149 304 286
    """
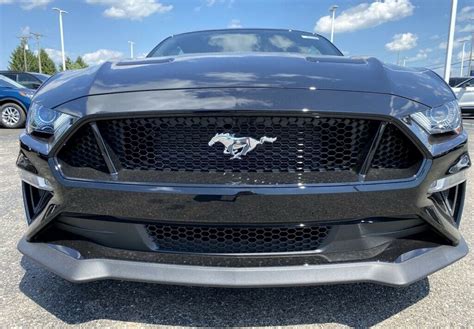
449 77 470 87
0 75 34 128
0 71 50 90
17 29 469 287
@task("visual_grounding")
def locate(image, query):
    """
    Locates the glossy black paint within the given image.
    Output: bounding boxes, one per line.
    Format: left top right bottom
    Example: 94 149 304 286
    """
21 61 468 244
20 132 467 245
33 53 454 110
37 87 465 163
17 29 470 285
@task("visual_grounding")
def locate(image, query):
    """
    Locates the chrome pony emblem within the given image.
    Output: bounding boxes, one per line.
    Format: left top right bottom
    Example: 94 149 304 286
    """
208 133 277 160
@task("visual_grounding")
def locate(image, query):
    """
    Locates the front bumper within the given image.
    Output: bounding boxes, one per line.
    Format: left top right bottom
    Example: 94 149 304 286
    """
18 236 468 287
17 141 470 286
16 88 471 287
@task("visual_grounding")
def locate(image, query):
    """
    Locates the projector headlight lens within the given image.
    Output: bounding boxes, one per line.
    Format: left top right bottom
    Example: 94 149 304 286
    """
26 102 76 138
411 100 462 135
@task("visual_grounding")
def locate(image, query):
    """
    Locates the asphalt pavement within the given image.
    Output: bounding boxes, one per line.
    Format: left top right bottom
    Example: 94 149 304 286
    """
0 124 473 328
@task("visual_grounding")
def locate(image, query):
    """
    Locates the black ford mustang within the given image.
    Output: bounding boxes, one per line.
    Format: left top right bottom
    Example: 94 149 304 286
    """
17 29 469 287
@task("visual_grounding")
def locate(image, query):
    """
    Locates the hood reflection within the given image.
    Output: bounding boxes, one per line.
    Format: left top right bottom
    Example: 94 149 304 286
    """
34 53 455 110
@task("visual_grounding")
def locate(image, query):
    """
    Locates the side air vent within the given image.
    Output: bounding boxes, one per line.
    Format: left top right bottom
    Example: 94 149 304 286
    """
22 182 53 224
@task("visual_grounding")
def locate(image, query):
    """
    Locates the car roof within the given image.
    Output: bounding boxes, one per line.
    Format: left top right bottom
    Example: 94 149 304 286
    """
0 71 39 74
169 28 324 39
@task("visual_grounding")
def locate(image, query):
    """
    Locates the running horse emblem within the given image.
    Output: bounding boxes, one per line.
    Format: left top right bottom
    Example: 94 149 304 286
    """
208 133 277 160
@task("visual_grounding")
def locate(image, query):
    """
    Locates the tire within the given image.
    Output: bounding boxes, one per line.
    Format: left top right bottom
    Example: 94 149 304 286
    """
0 103 26 128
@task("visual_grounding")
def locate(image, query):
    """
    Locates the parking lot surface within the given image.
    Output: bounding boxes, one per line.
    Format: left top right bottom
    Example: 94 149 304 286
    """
0 124 473 328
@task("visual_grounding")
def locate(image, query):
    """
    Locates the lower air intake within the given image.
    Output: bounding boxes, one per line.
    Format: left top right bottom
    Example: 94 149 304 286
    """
145 223 331 254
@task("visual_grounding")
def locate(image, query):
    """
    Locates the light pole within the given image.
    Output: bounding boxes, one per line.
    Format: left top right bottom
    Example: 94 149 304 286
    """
329 5 338 43
469 32 473 76
17 35 30 71
460 41 466 76
443 0 458 83
128 41 135 59
23 43 28 71
53 7 68 71
31 32 44 73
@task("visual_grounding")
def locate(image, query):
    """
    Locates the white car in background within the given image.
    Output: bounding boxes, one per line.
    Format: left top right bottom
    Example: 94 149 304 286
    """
450 77 474 113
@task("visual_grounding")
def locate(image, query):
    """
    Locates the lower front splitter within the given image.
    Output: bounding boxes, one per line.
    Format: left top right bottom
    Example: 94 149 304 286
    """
18 236 468 287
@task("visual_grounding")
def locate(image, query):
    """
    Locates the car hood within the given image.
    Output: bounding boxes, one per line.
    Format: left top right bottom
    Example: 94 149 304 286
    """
34 53 454 109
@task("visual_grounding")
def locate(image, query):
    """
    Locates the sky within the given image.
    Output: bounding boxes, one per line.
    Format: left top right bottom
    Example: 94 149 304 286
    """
0 0 473 76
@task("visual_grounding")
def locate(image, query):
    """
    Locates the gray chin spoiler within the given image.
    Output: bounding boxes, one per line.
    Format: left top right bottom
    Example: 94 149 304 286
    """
18 237 468 287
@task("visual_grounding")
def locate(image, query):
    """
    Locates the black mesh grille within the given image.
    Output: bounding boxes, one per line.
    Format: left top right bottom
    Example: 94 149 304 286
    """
56 115 424 183
96 116 377 173
145 223 331 253
57 124 108 173
371 124 422 169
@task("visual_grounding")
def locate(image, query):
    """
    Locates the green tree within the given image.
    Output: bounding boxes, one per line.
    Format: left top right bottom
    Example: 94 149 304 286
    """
38 49 57 75
64 56 88 70
75 56 88 69
65 56 74 70
8 41 38 72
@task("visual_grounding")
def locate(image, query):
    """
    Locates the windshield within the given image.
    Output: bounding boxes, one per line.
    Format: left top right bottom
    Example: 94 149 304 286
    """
30 73 50 82
449 77 471 88
148 29 343 58
0 74 24 89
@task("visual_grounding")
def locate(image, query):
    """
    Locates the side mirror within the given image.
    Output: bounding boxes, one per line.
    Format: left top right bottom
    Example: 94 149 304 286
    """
31 82 41 89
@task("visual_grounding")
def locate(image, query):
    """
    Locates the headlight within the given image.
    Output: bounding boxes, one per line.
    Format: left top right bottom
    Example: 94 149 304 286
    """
19 90 35 98
26 102 76 139
410 100 462 135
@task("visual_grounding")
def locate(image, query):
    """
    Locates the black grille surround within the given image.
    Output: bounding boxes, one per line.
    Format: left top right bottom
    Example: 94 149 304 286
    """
56 114 424 185
145 222 331 254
